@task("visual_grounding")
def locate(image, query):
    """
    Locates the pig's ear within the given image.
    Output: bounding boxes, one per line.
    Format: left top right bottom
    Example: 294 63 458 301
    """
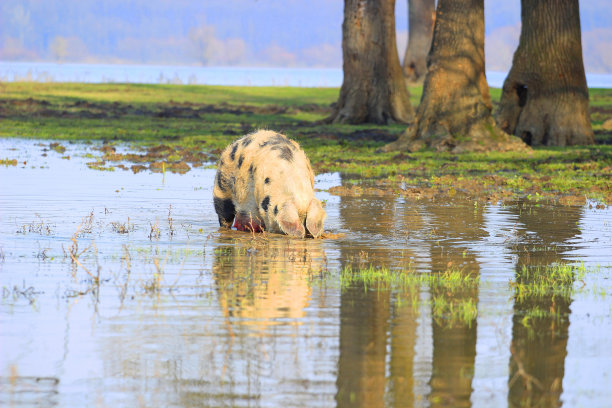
278 202 305 238
306 198 326 238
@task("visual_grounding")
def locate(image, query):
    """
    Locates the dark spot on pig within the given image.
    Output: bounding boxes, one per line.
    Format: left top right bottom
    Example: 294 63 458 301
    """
249 164 256 178
216 173 226 191
241 136 253 147
213 196 235 228
260 134 289 148
238 154 244 169
272 145 293 161
229 176 236 193
273 134 291 145
265 177 270 184
274 205 278 216
261 196 270 212
230 143 239 161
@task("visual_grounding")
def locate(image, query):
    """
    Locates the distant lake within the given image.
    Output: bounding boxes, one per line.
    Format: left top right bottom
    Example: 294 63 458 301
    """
1 61 611 88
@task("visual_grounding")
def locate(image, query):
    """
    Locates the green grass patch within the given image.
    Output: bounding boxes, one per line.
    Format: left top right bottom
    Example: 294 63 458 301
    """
1 82 610 205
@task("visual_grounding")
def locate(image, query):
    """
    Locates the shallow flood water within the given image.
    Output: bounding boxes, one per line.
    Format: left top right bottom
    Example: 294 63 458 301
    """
1 139 611 407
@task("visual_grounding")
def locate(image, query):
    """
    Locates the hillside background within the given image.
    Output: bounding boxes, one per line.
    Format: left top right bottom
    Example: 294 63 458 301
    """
1 0 610 73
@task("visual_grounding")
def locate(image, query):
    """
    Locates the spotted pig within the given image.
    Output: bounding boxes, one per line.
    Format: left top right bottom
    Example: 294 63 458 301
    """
213 130 326 238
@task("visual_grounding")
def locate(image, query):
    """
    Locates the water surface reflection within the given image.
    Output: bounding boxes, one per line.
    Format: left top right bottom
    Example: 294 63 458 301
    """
507 204 582 407
1 140 611 407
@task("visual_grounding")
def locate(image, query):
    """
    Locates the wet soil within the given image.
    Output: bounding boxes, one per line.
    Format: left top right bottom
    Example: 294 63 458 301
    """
91 143 211 174
0 97 332 120
16 139 612 207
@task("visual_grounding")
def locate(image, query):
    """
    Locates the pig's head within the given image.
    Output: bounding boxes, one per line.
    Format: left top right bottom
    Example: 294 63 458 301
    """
277 198 326 239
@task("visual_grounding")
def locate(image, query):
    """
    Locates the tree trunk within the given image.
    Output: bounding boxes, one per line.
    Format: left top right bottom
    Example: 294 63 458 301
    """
497 0 594 146
402 0 435 83
385 0 526 153
327 0 414 124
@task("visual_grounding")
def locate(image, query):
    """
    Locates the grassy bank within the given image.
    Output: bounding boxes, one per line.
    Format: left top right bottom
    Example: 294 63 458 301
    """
0 82 610 205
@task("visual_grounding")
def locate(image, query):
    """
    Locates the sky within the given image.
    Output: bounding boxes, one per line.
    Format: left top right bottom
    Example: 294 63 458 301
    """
1 0 610 73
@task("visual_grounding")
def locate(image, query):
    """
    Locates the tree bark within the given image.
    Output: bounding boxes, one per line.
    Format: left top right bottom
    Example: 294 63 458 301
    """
402 0 435 83
327 0 414 125
497 0 594 146
385 0 526 153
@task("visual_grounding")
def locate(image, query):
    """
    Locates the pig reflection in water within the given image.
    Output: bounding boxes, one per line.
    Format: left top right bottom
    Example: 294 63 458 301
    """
212 238 326 329
213 130 326 238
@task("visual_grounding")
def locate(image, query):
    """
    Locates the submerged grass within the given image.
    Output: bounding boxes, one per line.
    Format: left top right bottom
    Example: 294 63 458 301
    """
340 265 480 291
340 262 605 329
1 82 611 204
512 263 587 302
341 265 480 327
510 263 599 334
16 216 55 235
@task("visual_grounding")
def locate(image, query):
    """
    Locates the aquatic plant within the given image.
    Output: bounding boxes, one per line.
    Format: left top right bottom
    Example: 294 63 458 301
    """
431 294 478 328
148 219 161 240
340 265 479 291
167 205 174 238
340 265 480 327
142 256 166 293
510 263 597 335
511 263 587 303
110 218 134 234
79 211 95 235
16 216 55 235
1 158 18 166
